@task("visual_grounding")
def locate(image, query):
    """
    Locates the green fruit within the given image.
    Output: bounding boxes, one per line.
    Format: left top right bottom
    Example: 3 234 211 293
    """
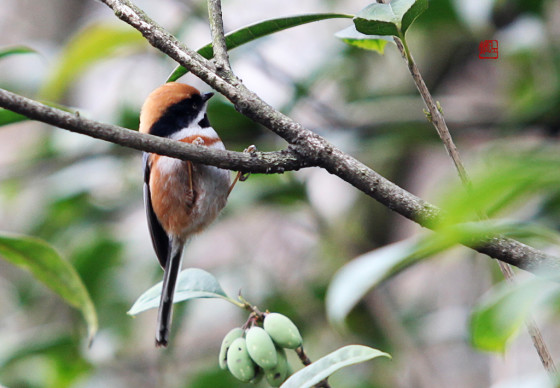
218 327 244 370
226 338 257 382
264 313 303 349
265 347 289 387
245 326 278 369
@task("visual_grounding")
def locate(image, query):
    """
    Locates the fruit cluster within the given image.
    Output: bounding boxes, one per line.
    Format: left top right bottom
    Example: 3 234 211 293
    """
219 313 303 386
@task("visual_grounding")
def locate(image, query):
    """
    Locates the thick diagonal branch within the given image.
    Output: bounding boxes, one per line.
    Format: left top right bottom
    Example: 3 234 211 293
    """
2 87 559 276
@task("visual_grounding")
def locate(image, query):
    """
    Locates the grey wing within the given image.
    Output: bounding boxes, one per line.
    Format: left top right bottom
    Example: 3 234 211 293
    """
143 152 169 269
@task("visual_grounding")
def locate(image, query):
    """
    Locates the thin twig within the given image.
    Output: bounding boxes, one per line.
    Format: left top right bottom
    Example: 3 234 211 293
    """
393 36 471 187
295 347 331 388
498 260 558 375
207 0 235 81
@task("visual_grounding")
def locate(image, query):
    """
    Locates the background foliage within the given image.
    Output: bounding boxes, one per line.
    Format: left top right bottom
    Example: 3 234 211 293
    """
1 0 560 387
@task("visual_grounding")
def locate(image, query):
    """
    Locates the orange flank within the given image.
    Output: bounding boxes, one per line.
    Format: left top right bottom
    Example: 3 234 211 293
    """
148 154 195 237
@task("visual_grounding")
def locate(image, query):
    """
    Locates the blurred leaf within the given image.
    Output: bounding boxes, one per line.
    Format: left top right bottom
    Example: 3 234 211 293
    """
167 13 353 82
353 0 428 37
128 268 231 315
40 23 145 100
190 367 244 388
280 345 391 388
0 46 36 59
72 234 123 303
0 101 76 128
228 174 307 208
492 221 560 244
335 25 394 54
437 154 560 227
491 0 546 28
206 98 263 143
116 104 141 130
470 278 555 353
0 233 97 342
327 152 560 328
0 330 71 368
423 220 560 257
327 237 449 326
414 0 459 26
32 193 101 240
537 190 560 229
0 109 27 127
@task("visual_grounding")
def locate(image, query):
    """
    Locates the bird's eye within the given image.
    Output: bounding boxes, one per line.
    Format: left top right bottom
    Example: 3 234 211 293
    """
198 114 210 128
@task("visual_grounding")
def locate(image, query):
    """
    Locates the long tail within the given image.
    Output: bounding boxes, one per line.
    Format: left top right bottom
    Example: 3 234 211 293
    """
155 240 184 347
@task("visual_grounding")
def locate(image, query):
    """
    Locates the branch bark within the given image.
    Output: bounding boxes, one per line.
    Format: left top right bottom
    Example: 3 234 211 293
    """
1 0 559 279
0 88 308 174
207 0 235 80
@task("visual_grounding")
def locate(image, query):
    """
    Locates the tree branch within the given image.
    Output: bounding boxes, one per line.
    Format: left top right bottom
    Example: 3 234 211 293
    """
0 88 309 173
3 87 559 276
2 0 558 277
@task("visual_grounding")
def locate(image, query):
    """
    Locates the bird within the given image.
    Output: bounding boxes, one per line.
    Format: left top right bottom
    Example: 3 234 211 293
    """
139 82 231 347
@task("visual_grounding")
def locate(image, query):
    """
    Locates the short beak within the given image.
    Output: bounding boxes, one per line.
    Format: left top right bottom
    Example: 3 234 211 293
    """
202 92 214 102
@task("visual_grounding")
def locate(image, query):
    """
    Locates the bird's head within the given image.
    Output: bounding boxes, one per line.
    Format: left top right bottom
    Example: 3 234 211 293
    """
139 82 213 137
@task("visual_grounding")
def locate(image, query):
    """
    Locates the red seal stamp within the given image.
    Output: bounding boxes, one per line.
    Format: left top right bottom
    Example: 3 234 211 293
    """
479 40 498 59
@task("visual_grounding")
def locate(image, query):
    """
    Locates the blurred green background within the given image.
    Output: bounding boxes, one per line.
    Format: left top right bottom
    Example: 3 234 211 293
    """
1 0 560 387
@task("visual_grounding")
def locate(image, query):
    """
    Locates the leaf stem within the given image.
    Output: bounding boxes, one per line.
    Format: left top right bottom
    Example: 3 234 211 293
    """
222 295 246 309
295 347 331 388
397 31 413 67
237 293 265 317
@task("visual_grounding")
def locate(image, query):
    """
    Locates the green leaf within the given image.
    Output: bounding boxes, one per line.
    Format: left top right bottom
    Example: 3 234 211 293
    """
335 25 394 54
0 102 76 128
128 268 229 315
0 109 27 127
470 278 553 353
280 345 390 388
0 46 36 60
0 46 39 127
326 237 449 327
487 221 560 244
0 233 97 342
437 154 560 227
40 23 145 101
326 204 560 328
353 0 428 37
167 13 353 82
399 0 429 34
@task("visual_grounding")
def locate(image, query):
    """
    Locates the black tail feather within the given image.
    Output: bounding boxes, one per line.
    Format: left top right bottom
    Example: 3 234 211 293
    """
155 242 183 347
